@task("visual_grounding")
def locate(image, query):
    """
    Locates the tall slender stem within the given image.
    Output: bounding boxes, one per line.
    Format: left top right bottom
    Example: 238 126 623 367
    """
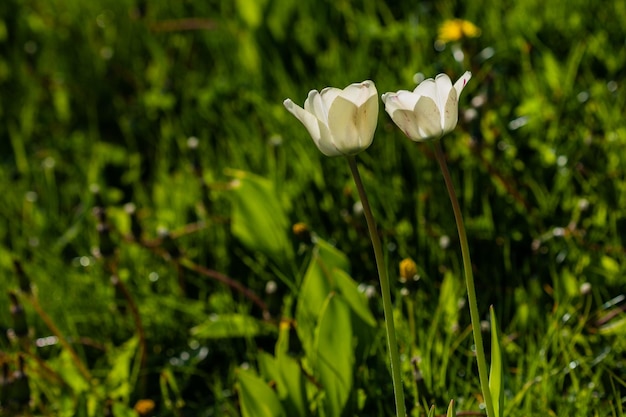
347 156 406 417
432 141 495 417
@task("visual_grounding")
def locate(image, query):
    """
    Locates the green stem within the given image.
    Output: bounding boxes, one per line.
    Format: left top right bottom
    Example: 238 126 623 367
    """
432 140 495 417
347 156 406 417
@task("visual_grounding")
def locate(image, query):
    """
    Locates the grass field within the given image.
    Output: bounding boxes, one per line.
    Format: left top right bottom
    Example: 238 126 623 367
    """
1 0 626 416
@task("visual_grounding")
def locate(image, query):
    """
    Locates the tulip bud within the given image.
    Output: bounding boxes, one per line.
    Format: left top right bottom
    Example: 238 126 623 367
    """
382 72 471 142
284 80 379 157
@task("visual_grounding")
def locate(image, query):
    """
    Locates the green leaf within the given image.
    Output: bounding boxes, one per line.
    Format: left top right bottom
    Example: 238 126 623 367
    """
234 0 268 28
238 368 287 417
259 333 308 416
228 170 293 263
106 336 138 402
160 368 185 411
314 238 351 274
191 314 274 339
446 399 456 417
333 268 376 327
598 315 626 336
314 293 354 417
295 238 351 352
48 350 90 394
489 306 504 417
439 270 463 333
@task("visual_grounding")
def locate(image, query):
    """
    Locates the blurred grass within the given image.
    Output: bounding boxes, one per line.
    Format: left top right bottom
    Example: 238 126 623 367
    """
1 0 626 415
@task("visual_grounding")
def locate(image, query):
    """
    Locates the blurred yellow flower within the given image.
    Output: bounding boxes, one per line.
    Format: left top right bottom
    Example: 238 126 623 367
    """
134 399 155 416
399 258 418 283
438 19 481 43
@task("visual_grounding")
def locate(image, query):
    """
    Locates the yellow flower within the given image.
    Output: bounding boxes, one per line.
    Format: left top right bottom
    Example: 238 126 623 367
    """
134 399 156 416
437 19 481 43
399 258 418 283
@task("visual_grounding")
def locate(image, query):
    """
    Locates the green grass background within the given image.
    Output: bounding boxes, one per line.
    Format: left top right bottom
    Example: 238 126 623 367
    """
1 0 625 415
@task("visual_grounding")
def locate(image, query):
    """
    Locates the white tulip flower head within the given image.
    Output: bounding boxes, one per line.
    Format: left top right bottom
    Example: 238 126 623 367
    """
284 80 379 156
382 72 471 141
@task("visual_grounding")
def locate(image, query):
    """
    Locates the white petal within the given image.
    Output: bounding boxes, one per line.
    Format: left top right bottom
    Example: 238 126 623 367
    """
284 98 321 141
304 90 330 124
383 91 419 113
318 87 342 117
355 94 378 150
327 96 361 154
433 74 454 117
388 108 426 141
315 119 343 156
442 88 459 134
285 98 341 155
414 96 443 139
413 77 437 100
340 80 377 106
454 71 472 97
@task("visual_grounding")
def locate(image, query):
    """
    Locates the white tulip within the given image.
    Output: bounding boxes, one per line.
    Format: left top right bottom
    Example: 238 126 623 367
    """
382 72 471 141
283 80 379 157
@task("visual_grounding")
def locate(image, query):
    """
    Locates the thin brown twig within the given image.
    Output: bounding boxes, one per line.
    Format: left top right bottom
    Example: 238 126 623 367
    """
178 257 271 320
149 18 216 32
24 294 92 383
100 253 148 398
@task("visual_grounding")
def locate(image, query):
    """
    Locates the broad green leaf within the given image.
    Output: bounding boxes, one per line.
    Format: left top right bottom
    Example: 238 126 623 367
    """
489 306 504 417
314 294 354 417
295 238 351 352
314 238 350 274
191 314 274 339
333 269 376 327
260 336 308 416
238 368 286 417
257 351 279 383
295 251 334 353
276 352 308 417
228 170 293 263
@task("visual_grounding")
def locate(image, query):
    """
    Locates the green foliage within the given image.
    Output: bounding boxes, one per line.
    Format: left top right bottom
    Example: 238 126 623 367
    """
489 307 504 417
227 169 294 266
238 368 286 417
1 0 626 415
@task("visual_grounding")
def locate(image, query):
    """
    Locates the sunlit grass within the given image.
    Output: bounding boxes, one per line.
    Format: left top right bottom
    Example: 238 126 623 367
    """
1 0 625 415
